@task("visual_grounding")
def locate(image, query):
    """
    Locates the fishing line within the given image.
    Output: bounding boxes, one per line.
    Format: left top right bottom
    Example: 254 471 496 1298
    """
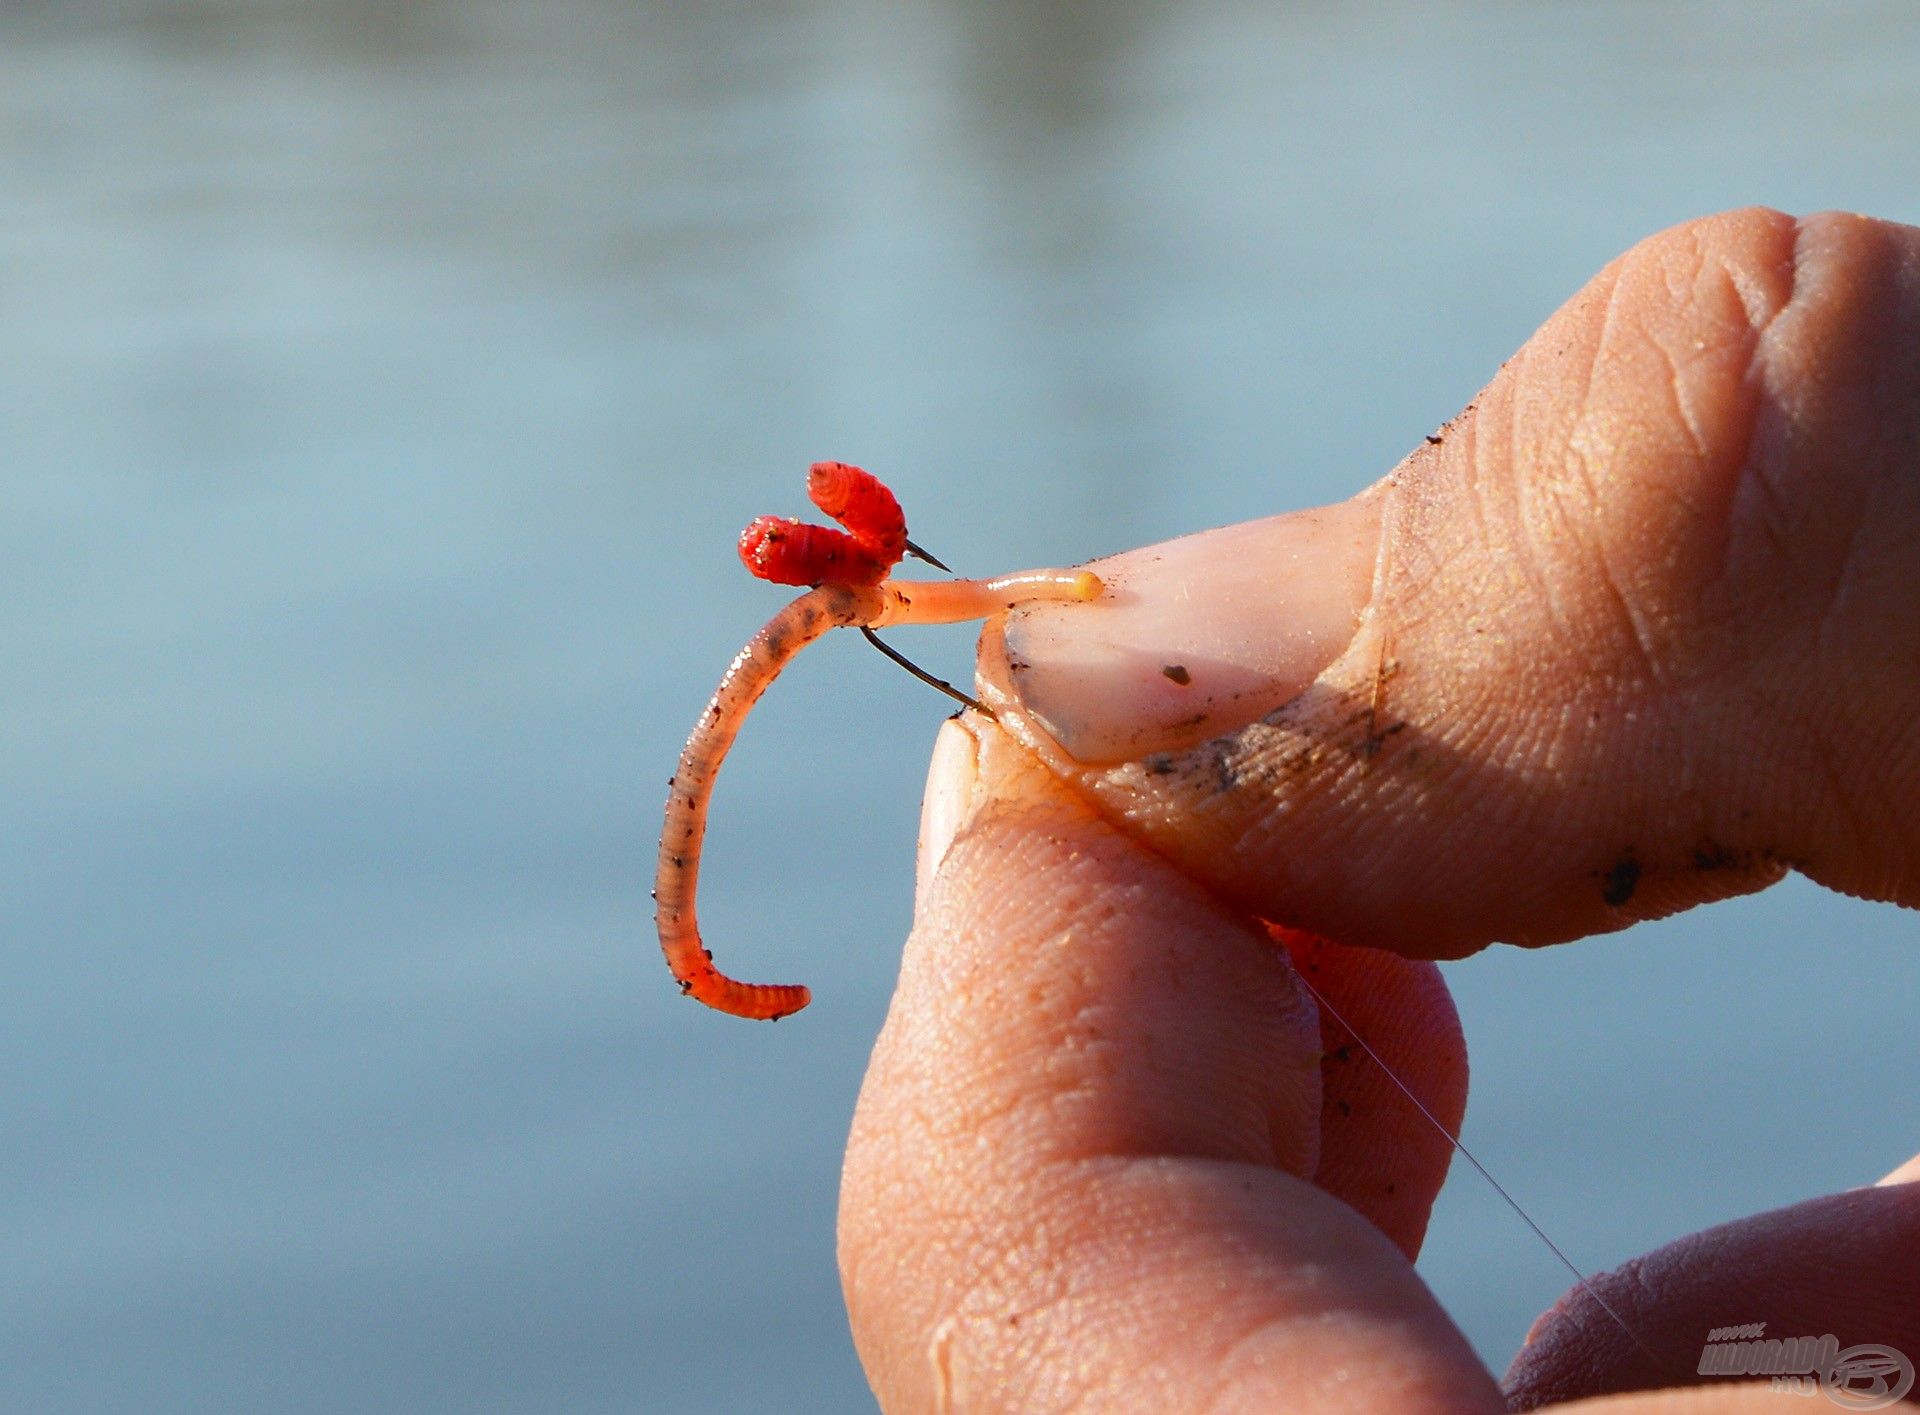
1290 966 1665 1376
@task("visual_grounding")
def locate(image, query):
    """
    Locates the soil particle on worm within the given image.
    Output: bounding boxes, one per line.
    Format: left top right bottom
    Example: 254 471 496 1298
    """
1600 853 1641 906
1692 841 1746 871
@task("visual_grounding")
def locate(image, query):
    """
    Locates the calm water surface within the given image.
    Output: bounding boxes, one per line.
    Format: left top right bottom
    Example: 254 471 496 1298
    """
3 3 1918 1410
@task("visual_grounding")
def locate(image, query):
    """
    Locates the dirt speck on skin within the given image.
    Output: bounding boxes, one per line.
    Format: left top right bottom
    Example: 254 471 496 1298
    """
1359 719 1408 760
1161 663 1192 685
1143 753 1176 776
1601 854 1641 906
1693 842 1745 871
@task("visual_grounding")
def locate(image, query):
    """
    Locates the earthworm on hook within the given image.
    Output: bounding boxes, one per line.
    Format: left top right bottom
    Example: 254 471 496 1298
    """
656 464 1103 1019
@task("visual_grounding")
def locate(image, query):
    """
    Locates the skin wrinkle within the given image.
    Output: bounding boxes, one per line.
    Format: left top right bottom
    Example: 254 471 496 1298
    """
1568 298 1681 697
1534 425 1602 644
1653 311 1712 475
959 1159 1351 1413
1810 505 1875 675
1733 216 1912 891
1725 230 1794 336
919 1161 1114 1393
1741 229 1836 644
1666 238 1759 472
1115 1170 1475 1410
1726 394 1799 574
958 1198 1082 1394
1591 538 1671 698
1733 470 1801 640
1573 262 1627 435
1385 451 1560 815
1198 1310 1358 1415
1438 423 1511 657
1515 341 1611 696
1582 220 1791 705
1555 287 1670 689
1780 422 1885 677
1503 220 1794 879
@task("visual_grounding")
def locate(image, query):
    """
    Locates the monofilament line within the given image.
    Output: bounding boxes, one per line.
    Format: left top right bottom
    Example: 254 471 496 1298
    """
859 626 992 716
1289 968 1664 1376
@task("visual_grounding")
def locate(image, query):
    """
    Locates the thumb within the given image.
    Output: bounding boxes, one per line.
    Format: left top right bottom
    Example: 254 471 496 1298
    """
980 206 1920 957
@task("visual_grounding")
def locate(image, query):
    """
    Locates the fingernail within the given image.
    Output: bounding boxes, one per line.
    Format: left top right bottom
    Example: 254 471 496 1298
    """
997 496 1382 763
1878 1152 1920 1186
916 718 980 911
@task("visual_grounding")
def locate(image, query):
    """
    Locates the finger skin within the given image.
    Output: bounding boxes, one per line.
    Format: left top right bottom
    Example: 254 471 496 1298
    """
1882 1152 1920 1186
1273 927 1467 1261
840 726 1499 1414
981 207 1920 958
1506 1182 1920 1408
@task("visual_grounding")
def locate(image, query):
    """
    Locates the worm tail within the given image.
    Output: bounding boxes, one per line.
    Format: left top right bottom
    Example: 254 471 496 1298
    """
656 584 882 1019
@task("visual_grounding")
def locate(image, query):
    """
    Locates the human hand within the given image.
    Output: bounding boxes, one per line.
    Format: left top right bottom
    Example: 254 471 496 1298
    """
838 208 1920 1412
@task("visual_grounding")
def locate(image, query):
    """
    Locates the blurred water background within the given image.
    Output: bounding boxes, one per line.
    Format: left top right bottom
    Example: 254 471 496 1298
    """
4 2 1919 1411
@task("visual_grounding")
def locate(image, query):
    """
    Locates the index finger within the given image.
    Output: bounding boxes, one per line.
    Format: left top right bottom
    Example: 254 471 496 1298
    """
838 719 1500 1414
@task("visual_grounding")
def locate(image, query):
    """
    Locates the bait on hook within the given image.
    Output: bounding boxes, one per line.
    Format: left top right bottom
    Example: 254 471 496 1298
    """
655 462 1103 1019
